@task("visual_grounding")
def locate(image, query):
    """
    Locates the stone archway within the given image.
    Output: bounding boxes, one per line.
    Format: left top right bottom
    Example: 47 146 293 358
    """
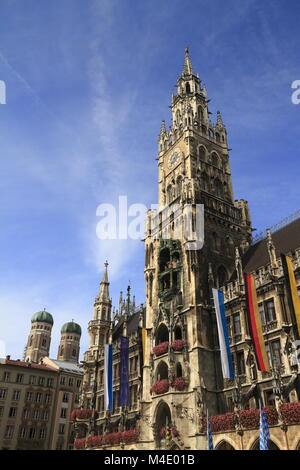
215 440 236 450
153 401 172 448
250 438 280 450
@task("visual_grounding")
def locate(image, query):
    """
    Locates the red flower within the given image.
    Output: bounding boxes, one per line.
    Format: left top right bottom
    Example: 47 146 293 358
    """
71 409 93 420
171 340 185 351
172 377 186 391
74 438 86 450
280 402 300 425
151 379 169 395
122 430 139 444
152 342 169 357
102 432 122 446
160 427 179 438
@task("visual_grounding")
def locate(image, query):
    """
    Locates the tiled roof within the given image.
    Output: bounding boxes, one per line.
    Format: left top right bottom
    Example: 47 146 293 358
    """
2 358 57 372
242 217 300 273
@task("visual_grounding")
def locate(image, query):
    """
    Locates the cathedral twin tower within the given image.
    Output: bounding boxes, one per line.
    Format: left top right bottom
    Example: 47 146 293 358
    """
23 309 81 364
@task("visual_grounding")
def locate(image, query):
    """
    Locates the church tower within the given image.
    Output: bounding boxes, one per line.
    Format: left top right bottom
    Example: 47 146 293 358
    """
24 309 53 363
142 48 252 448
57 321 82 363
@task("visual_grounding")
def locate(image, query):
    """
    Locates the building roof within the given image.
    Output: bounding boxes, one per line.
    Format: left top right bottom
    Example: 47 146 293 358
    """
0 357 57 372
44 358 83 375
112 310 142 342
242 217 300 273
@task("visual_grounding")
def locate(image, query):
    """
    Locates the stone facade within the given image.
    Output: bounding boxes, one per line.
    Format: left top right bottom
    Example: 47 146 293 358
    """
74 49 300 450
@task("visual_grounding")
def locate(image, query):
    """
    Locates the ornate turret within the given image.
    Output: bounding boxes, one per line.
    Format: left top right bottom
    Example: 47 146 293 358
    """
57 320 82 363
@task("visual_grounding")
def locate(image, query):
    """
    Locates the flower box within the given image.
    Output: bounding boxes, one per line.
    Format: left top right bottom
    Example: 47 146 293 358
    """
122 430 139 444
87 435 103 448
151 379 169 395
74 438 86 450
160 427 179 438
172 377 186 391
171 340 185 351
152 342 169 357
280 402 300 425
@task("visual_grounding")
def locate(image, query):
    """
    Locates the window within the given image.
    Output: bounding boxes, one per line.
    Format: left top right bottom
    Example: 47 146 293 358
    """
4 426 14 439
42 410 49 420
60 408 67 418
16 374 24 384
47 378 53 388
8 407 17 418
259 303 266 325
233 313 241 335
58 424 65 435
26 392 33 401
29 428 36 439
68 378 73 387
32 409 39 420
60 376 66 385
23 409 29 419
38 377 45 386
265 389 275 406
29 375 36 385
75 394 79 404
35 392 42 403
12 390 21 401
0 389 7 399
3 372 10 382
39 429 46 440
76 379 81 388
236 351 245 375
45 394 51 404
265 340 282 368
62 393 68 403
265 299 276 322
19 427 26 439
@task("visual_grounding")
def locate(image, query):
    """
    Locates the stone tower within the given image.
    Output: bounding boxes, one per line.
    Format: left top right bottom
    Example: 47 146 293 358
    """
57 321 82 363
81 262 112 409
142 48 252 448
24 309 54 363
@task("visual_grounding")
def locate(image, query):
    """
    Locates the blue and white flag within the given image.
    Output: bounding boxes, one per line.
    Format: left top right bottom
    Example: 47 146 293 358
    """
212 288 234 379
207 411 214 450
104 344 113 412
259 405 270 450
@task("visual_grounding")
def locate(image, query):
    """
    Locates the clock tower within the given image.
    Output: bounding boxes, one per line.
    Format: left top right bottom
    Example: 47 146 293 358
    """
141 48 252 448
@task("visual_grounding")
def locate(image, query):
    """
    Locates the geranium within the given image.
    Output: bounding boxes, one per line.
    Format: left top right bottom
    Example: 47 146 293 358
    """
74 438 86 450
171 340 185 351
71 409 93 420
151 379 169 395
122 430 139 444
172 377 186 391
202 412 235 433
152 342 169 357
280 402 300 425
86 435 103 448
102 432 122 446
240 406 277 429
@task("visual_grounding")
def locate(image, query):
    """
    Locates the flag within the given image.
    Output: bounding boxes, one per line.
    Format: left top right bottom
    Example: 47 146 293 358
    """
281 254 300 339
244 273 270 372
104 344 113 412
212 288 234 379
207 411 214 450
119 336 129 407
259 405 270 450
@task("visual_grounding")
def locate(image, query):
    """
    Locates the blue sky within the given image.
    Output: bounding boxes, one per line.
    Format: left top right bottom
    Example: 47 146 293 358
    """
0 0 299 360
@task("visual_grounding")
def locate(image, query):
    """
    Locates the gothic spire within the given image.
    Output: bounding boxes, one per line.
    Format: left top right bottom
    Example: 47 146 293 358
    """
182 46 193 77
98 261 110 302
216 110 225 128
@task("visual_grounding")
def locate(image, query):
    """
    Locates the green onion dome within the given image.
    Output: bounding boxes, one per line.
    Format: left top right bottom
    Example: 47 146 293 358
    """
31 310 54 325
60 321 81 336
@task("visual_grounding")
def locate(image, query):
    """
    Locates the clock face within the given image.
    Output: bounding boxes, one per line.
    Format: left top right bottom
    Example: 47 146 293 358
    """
168 150 180 169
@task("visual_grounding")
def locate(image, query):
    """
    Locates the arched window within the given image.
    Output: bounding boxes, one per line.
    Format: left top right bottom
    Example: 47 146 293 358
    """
176 363 183 378
215 440 235 450
156 324 169 345
156 361 169 381
200 172 209 192
214 178 223 198
167 185 173 204
176 176 183 197
217 266 228 288
198 106 204 121
174 326 182 340
211 152 219 167
216 132 220 142
159 247 170 272
186 83 191 94
198 146 206 161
